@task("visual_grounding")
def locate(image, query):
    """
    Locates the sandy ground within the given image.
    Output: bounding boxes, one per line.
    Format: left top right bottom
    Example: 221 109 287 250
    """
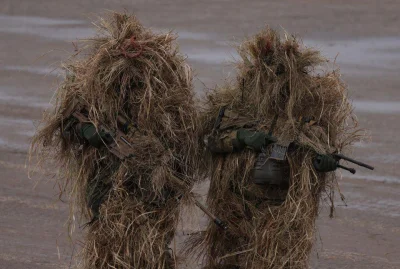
1 1 400 268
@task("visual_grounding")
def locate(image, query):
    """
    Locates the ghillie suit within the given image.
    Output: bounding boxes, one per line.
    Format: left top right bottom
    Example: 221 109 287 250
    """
30 13 199 269
188 28 365 269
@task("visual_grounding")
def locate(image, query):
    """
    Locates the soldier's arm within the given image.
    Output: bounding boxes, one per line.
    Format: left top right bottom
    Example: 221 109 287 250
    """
205 128 277 153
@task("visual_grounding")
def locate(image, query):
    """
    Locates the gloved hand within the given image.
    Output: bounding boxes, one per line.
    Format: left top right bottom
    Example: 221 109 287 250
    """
78 123 113 148
236 128 277 152
313 154 337 172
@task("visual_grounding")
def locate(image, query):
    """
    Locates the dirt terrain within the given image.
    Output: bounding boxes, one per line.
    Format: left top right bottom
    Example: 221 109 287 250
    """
1 1 399 268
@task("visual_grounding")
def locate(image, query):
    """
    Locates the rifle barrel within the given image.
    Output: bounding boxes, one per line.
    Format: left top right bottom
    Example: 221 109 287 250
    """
193 198 227 230
337 164 356 174
334 153 374 170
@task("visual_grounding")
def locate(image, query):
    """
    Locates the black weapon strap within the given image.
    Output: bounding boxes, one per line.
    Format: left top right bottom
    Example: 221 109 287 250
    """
268 114 279 136
241 78 245 102
212 106 226 135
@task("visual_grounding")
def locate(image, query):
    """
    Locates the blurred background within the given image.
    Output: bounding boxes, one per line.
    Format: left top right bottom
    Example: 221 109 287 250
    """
1 1 399 268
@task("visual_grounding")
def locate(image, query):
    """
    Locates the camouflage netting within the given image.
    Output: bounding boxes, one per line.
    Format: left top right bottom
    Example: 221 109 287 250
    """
30 12 199 269
188 27 363 269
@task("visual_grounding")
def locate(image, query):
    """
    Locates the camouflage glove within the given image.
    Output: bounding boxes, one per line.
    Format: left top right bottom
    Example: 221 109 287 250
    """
313 154 337 172
237 128 277 152
78 123 113 148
